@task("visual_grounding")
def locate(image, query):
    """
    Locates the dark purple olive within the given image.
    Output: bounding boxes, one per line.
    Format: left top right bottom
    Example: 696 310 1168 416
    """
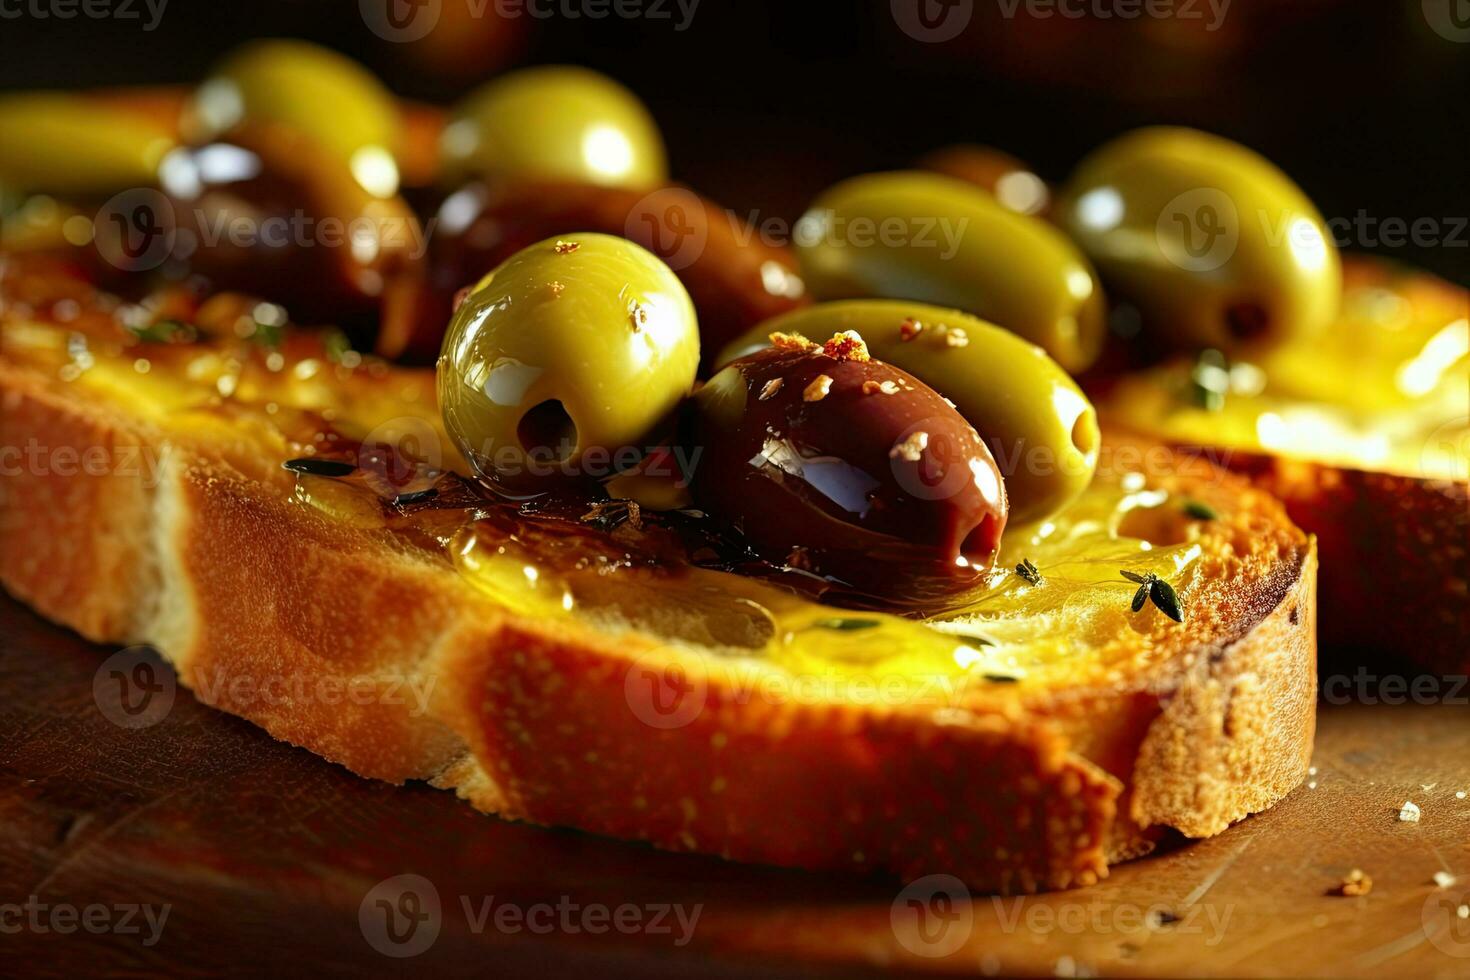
144 123 423 327
688 332 1007 601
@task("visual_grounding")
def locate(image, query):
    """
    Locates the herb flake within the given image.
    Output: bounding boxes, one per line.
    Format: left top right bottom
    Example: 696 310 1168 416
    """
1121 570 1184 622
1015 558 1043 586
129 319 196 344
1181 499 1219 521
1189 349 1230 412
813 617 881 632
283 458 356 477
323 329 354 363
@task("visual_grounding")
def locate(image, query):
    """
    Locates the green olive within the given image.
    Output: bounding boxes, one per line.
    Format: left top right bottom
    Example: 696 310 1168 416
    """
1056 127 1341 353
438 233 699 489
186 39 402 195
794 171 1106 374
917 144 1051 216
0 93 175 194
440 66 667 190
717 300 1099 525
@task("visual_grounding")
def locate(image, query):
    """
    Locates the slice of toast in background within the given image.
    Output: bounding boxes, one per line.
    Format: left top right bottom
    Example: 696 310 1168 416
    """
1098 257 1468 674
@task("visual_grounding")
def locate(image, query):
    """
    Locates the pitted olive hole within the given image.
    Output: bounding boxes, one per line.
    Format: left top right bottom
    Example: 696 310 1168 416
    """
517 400 578 460
962 513 1003 561
1224 302 1270 342
1072 410 1099 456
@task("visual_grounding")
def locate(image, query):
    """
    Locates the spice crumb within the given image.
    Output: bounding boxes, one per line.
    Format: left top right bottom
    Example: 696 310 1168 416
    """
628 302 647 332
581 499 642 531
822 330 870 362
770 331 819 352
944 327 970 348
889 431 929 462
547 280 565 297
803 374 833 402
1434 871 1457 888
899 318 924 341
759 377 784 400
862 379 900 396
1457 791 1467 800
1332 869 1373 896
553 240 580 254
1399 800 1422 822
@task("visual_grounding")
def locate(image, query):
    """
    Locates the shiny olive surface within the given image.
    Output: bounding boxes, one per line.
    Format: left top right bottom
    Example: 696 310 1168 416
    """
438 233 699 491
1057 127 1341 353
795 171 1105 373
717 301 1099 526
918 144 1052 217
439 66 667 191
690 335 1007 600
378 179 804 364
146 125 422 325
0 93 175 194
185 39 402 193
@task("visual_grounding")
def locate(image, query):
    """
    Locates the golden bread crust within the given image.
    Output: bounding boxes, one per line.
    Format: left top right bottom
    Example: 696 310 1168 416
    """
0 352 1316 893
1226 449 1466 674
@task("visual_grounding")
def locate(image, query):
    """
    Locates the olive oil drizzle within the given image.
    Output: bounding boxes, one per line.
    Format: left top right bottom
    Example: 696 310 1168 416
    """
3 274 1198 687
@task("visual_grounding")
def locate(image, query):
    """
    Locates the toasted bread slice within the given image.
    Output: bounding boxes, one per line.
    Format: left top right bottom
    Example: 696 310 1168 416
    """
1098 257 1467 673
0 260 1316 893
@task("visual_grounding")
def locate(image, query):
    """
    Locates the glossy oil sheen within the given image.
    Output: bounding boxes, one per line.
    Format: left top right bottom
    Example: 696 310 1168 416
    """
1057 126 1342 354
1 258 1198 689
0 93 176 193
718 301 1100 526
439 66 667 190
795 171 1106 373
437 233 699 489
690 341 1007 596
186 39 402 175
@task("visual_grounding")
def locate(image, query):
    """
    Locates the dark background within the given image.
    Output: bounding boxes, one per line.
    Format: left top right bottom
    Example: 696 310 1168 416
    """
0 0 1466 284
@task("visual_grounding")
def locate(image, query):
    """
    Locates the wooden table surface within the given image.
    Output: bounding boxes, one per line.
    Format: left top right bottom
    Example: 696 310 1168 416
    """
2 593 1468 978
